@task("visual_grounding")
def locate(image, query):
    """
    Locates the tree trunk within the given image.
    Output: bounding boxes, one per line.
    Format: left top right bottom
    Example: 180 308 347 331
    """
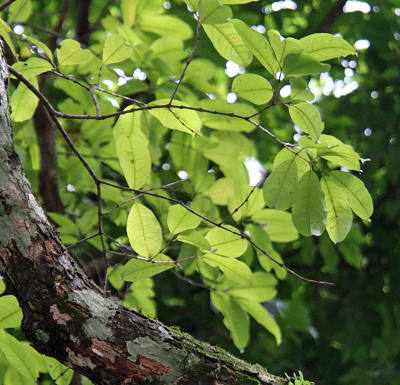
0 47 286 385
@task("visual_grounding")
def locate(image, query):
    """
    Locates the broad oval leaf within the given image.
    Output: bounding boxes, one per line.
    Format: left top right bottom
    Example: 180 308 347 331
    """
283 53 330 77
205 225 247 257
149 99 201 135
177 230 211 250
232 73 273 105
8 0 32 22
211 292 249 350
127 203 163 257
203 21 253 67
263 159 298 210
115 134 151 189
10 77 39 122
57 39 93 66
268 29 302 66
204 254 252 282
237 299 282 345
292 171 326 236
121 254 173 282
167 204 202 234
12 58 52 78
321 175 353 243
121 0 138 27
331 171 373 220
140 15 193 40
199 0 232 24
0 19 17 57
288 102 324 141
231 19 277 75
103 35 133 64
273 147 311 179
0 295 23 328
301 33 355 61
46 357 73 385
251 209 299 242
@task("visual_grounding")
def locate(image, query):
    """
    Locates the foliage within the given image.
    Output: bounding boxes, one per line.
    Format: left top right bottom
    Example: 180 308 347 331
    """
0 0 396 384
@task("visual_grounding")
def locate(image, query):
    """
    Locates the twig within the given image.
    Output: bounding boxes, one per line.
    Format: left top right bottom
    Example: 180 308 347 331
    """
0 0 17 12
67 232 100 249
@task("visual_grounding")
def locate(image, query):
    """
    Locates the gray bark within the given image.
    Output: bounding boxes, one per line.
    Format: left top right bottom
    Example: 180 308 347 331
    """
0 46 285 385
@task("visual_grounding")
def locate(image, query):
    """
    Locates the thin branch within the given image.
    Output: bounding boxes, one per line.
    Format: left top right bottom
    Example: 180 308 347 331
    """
66 232 100 249
0 0 16 12
170 269 212 290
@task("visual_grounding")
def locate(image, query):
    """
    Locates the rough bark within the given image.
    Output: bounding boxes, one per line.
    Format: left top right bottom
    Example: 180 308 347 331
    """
0 49 285 384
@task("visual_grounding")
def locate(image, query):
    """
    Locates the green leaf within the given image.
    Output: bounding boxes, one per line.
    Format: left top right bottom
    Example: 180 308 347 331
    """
12 58 53 78
0 295 23 328
292 171 326 236
321 175 353 243
0 332 39 382
127 203 163 257
301 33 356 61
121 0 140 27
203 21 253 67
23 35 53 62
263 159 298 210
0 278 5 294
121 254 173 281
10 77 39 122
149 99 201 135
150 37 185 61
290 78 314 102
199 0 232 24
4 366 34 385
140 15 193 40
46 357 73 385
227 272 277 302
251 209 299 242
177 230 211 249
330 171 373 220
267 30 302 67
0 18 17 57
203 253 252 282
115 134 151 189
232 74 273 105
272 148 311 179
167 204 202 234
102 35 133 64
113 109 147 142
237 299 282 345
230 19 277 75
203 177 234 205
205 225 247 257
57 39 93 66
283 53 330 77
8 0 31 22
219 0 259 3
211 292 249 349
316 135 361 171
288 102 324 141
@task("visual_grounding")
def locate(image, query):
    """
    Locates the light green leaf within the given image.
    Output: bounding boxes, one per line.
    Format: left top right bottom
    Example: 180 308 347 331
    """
267 30 302 67
4 366 34 385
227 271 277 302
0 279 5 294
12 58 52 78
238 299 282 344
211 292 249 349
205 225 247 257
167 204 202 234
203 177 234 205
140 15 193 40
23 35 53 62
219 0 259 3
321 175 353 243
263 159 298 210
115 134 151 189
199 0 232 24
107 265 124 290
150 37 185 61
272 147 311 179
149 99 201 135
203 21 253 67
113 109 147 142
283 53 330 77
232 74 273 105
203 254 252 282
251 209 299 242
10 77 39 122
121 254 173 281
290 78 314 102
121 0 140 27
330 171 373 220
0 295 23 328
102 34 133 64
177 230 211 250
317 134 361 171
0 18 17 57
57 39 93 66
46 357 73 385
301 33 356 61
8 0 31 22
0 332 39 382
230 19 277 75
288 102 324 141
292 171 326 236
127 203 163 257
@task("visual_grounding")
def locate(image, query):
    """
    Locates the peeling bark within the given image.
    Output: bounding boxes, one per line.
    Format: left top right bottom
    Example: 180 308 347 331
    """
0 47 285 385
